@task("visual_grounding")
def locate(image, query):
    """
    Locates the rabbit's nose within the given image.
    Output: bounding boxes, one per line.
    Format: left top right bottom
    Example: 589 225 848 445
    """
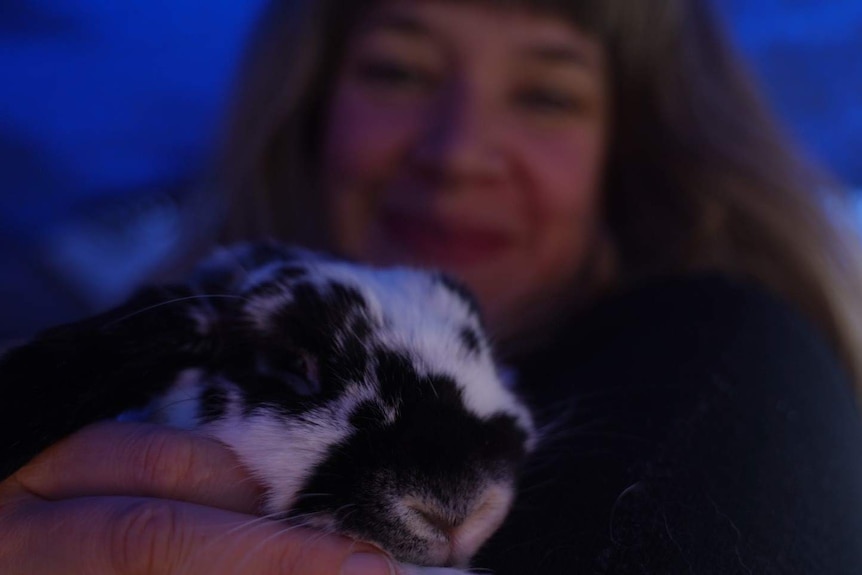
403 482 515 566
412 504 460 535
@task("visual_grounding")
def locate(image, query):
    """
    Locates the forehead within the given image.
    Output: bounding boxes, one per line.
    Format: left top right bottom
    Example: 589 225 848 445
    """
352 0 604 70
305 260 478 321
241 254 480 336
300 261 535 431
233 250 534 439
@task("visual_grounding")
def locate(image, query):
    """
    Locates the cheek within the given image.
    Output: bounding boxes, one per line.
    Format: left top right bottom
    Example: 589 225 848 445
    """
465 126 607 335
519 126 606 256
324 90 388 182
322 87 419 253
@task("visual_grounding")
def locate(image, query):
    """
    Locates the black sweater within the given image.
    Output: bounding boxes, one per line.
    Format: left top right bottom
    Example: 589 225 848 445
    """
476 275 862 574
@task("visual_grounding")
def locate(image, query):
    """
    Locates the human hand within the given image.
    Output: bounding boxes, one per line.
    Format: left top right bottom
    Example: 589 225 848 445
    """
0 421 467 575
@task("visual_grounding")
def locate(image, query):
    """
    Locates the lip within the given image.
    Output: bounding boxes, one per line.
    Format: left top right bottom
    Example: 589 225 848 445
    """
380 210 512 268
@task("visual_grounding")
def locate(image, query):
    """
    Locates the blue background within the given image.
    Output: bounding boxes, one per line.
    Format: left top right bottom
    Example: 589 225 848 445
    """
0 1 860 338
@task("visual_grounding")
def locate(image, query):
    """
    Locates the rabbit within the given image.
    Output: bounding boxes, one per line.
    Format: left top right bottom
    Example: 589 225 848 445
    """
0 242 536 568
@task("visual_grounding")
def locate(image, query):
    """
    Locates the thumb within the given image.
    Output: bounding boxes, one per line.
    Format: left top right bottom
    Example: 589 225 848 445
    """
4 496 395 575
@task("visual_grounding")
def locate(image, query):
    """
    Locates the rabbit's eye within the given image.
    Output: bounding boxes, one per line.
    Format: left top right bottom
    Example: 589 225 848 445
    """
256 349 321 395
291 350 319 384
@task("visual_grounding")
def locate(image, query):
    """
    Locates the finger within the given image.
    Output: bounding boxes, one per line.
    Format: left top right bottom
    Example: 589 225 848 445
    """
400 569 471 575
2 496 397 575
13 421 263 514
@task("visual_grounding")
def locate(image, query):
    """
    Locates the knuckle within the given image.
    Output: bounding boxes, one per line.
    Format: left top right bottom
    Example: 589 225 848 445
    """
273 529 338 575
0 508 26 564
110 500 185 575
131 428 198 489
273 544 305 575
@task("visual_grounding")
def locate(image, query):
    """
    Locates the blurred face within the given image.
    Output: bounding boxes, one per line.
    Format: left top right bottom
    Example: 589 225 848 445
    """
321 0 610 338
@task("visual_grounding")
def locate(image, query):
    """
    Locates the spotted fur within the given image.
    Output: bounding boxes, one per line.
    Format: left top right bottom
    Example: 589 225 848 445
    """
0 242 536 567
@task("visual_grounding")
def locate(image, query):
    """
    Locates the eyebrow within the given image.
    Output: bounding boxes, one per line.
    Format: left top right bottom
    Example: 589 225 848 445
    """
360 10 431 38
358 8 598 70
519 43 595 70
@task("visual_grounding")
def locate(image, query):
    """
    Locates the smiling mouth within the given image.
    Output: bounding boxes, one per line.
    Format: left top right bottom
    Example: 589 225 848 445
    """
380 211 511 268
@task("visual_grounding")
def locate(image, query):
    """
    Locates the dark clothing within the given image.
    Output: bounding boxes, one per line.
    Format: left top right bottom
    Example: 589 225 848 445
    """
476 274 862 574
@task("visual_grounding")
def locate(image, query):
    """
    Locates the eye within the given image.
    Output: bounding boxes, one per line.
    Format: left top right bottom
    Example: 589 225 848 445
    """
514 86 585 116
257 349 320 391
285 352 315 379
354 56 437 94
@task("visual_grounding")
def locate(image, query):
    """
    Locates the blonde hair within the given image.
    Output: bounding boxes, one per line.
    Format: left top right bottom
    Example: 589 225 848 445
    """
215 0 862 391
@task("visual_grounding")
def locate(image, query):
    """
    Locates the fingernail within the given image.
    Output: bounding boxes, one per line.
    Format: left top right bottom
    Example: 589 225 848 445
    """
341 552 396 575
398 567 469 575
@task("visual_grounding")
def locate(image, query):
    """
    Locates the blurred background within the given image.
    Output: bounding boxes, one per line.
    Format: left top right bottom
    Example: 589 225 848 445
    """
0 0 860 340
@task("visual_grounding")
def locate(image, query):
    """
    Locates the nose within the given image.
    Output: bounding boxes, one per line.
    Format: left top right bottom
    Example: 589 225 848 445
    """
410 81 506 188
413 503 460 534
403 483 515 565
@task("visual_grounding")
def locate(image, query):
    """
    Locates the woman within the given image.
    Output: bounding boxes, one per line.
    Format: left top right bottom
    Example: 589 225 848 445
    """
2 1 862 573
221 0 862 374
217 1 862 571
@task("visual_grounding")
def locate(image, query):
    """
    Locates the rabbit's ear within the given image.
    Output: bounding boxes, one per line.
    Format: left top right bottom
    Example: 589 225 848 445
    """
191 241 306 293
232 271 378 402
0 283 221 481
432 272 485 324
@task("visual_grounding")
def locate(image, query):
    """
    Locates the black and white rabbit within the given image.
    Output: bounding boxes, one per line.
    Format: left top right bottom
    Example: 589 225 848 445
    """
0 242 536 568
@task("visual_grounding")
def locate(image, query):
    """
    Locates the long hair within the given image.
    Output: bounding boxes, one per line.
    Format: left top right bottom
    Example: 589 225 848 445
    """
215 0 862 392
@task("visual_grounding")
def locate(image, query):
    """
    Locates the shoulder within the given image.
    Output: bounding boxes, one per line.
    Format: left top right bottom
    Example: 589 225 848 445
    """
519 273 851 399
518 272 860 474
485 273 862 574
